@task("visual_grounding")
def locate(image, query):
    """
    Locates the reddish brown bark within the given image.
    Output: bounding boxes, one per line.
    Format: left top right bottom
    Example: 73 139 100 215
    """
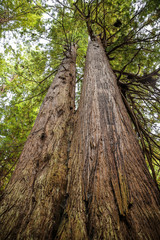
0 38 160 240
0 45 77 239
55 38 160 240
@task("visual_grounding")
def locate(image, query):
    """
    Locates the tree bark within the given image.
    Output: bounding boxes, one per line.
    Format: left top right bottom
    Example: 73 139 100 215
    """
0 45 77 239
55 38 160 240
1 38 160 240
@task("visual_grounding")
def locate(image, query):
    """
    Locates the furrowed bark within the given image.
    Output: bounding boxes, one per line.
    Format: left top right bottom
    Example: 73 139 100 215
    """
55 38 160 240
0 45 77 240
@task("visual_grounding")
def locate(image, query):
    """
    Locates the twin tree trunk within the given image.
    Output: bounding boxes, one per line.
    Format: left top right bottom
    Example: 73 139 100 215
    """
0 38 160 240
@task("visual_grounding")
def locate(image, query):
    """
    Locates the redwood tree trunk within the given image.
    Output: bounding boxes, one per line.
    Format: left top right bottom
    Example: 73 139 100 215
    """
0 38 160 240
0 45 77 239
55 38 160 240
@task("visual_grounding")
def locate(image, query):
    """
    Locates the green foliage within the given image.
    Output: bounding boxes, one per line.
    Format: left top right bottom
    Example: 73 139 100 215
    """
0 0 160 191
0 0 42 29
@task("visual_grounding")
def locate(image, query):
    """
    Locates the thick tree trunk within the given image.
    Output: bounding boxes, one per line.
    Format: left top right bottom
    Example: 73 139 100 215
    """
1 38 160 240
55 38 160 240
0 45 77 239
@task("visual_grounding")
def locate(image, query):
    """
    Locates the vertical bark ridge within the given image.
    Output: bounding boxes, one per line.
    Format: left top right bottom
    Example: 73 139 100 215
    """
56 39 160 239
0 45 77 240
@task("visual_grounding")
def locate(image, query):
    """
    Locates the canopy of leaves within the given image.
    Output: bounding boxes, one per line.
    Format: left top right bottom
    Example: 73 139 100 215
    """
0 0 160 192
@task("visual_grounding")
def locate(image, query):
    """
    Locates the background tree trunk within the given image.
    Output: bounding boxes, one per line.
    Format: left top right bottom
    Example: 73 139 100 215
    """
55 38 160 240
0 45 77 239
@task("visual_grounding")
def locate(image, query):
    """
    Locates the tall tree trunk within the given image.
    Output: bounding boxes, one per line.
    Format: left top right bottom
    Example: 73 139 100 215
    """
0 45 77 239
0 38 160 240
55 38 160 240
